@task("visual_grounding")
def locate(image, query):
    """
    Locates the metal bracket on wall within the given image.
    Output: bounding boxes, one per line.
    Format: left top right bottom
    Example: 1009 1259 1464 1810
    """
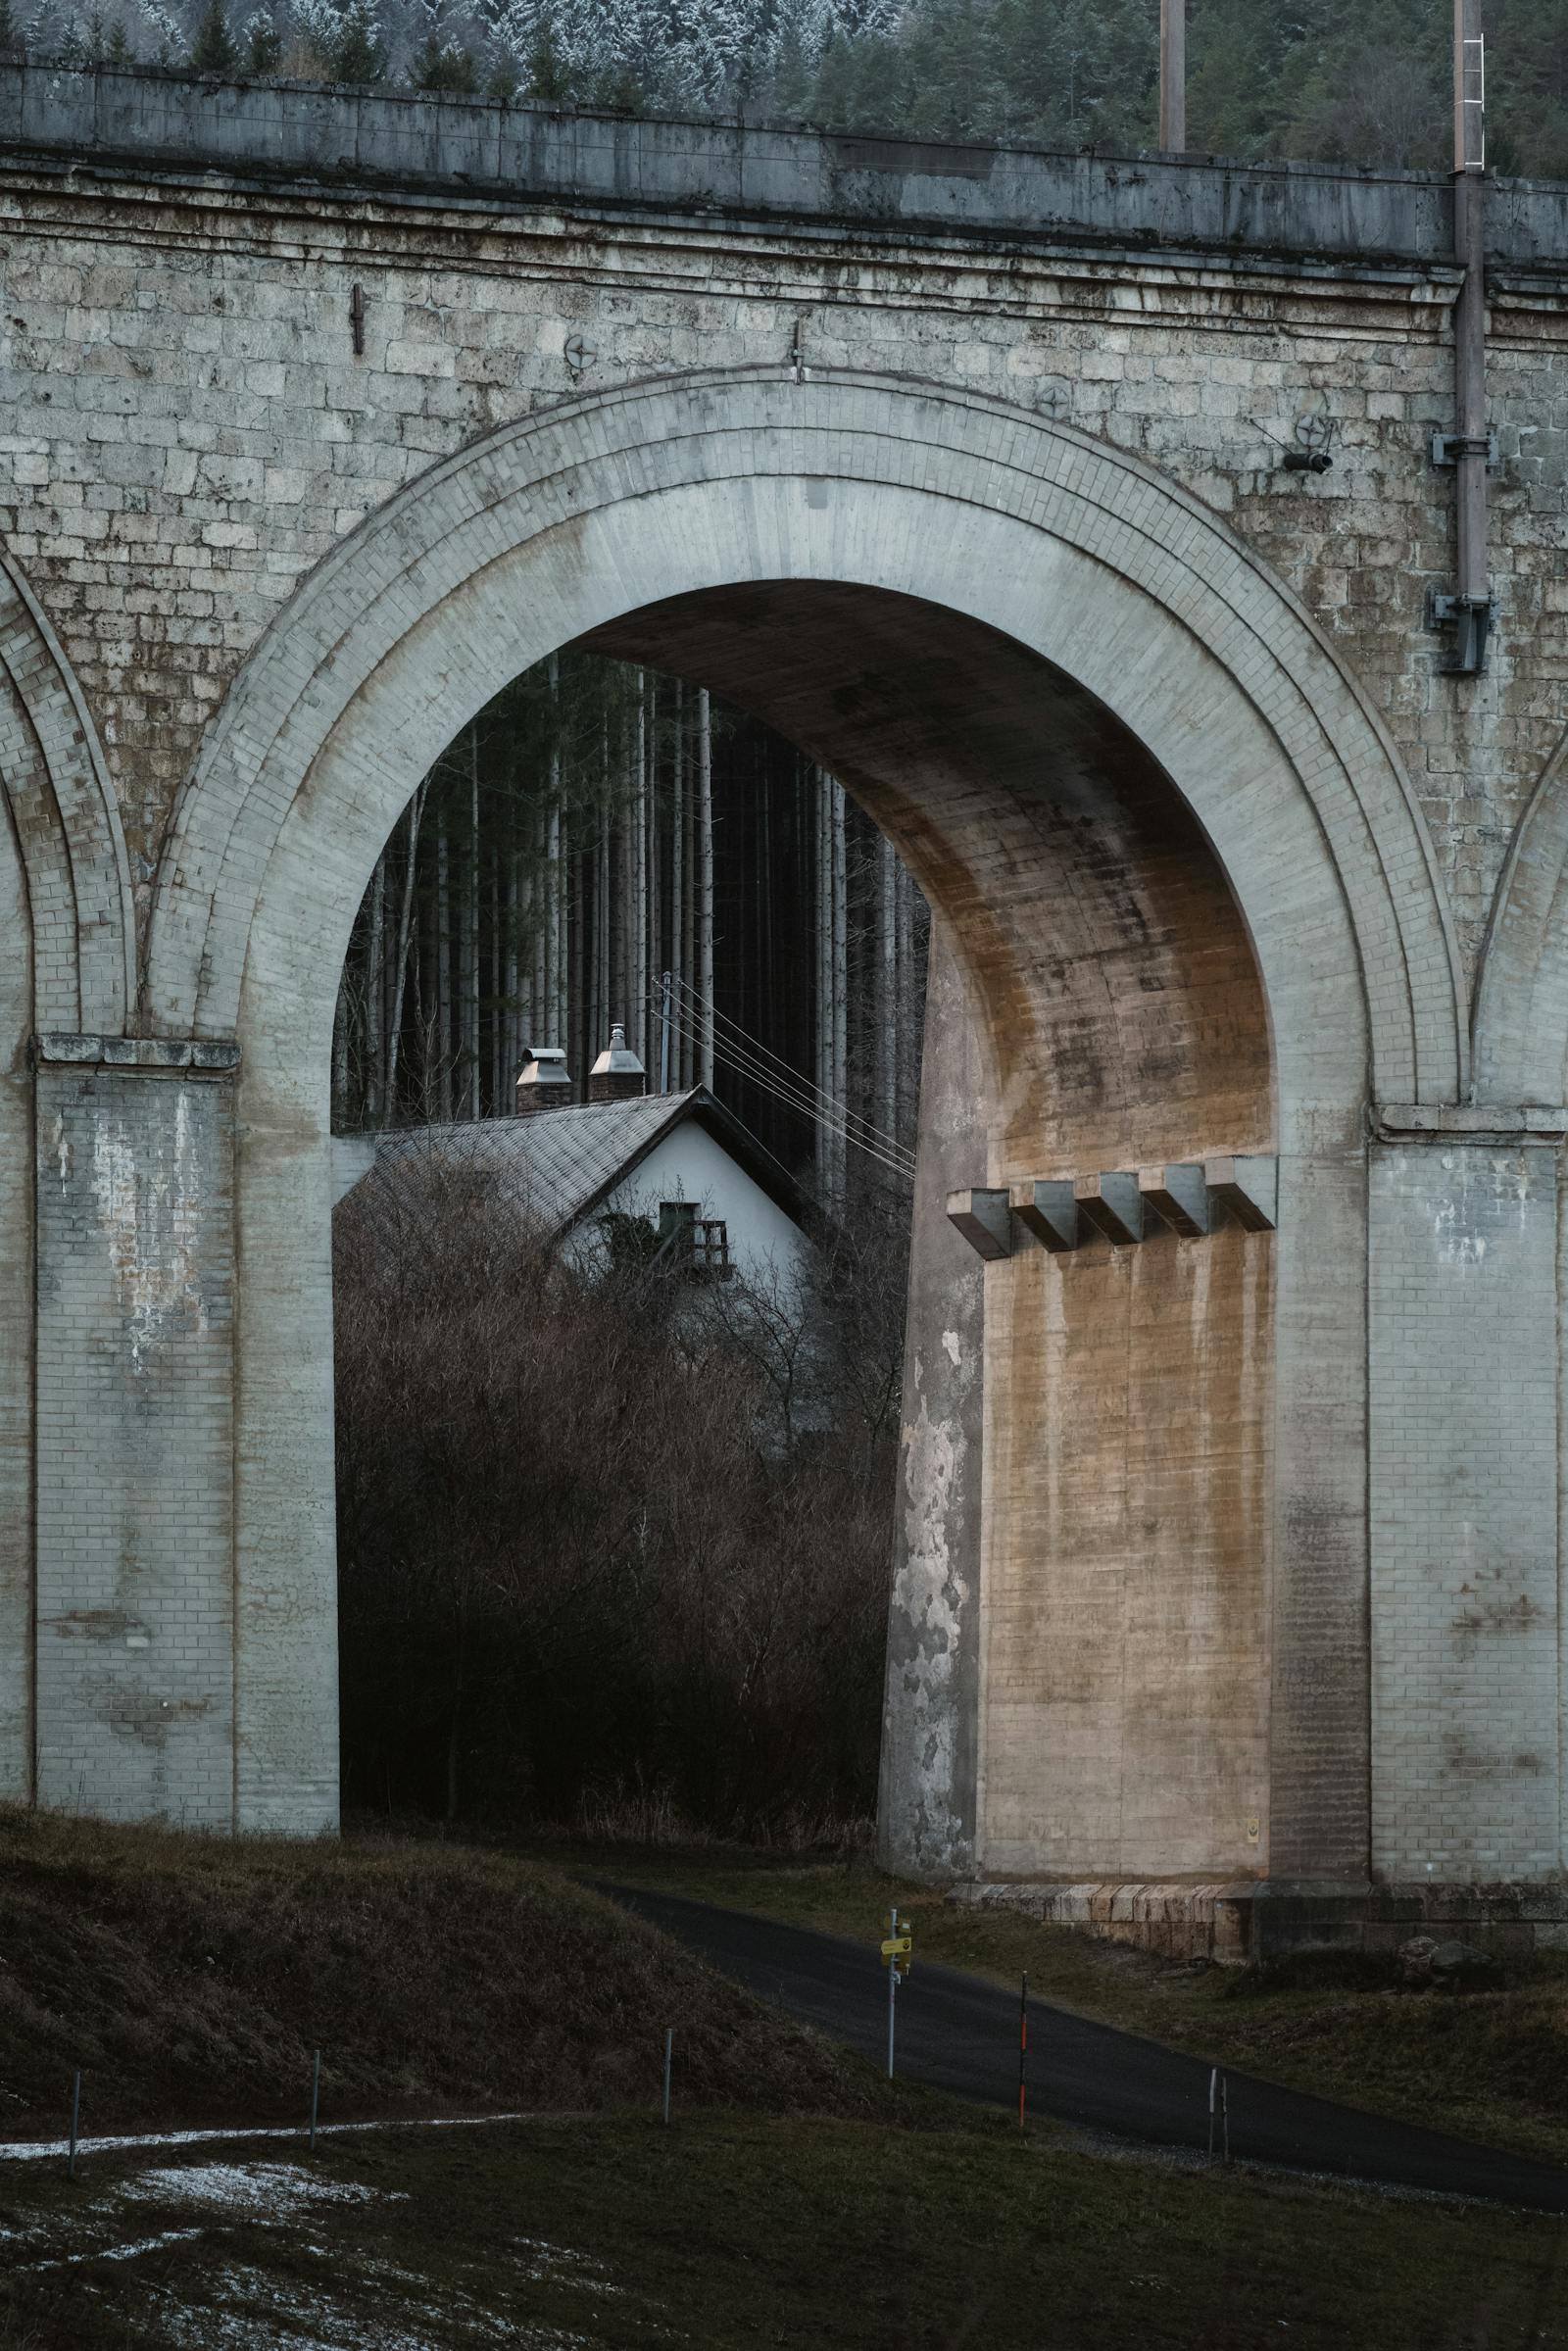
1430 429 1497 469
1427 589 1494 676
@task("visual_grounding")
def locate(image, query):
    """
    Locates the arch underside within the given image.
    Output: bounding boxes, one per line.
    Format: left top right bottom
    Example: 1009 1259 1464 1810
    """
592 585 1276 1877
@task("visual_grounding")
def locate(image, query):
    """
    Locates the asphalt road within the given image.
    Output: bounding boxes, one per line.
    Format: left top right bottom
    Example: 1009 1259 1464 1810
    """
607 1884 1568 2214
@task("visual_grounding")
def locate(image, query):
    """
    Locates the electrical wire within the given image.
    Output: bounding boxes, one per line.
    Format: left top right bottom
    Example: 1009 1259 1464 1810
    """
668 977 915 1169
668 975 911 1165
649 994 915 1181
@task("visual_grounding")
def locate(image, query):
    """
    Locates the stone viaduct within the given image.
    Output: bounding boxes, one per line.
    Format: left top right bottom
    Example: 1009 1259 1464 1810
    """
3 64 1568 1945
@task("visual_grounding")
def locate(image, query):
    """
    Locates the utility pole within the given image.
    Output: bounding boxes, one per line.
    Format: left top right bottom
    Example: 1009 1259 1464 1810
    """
1433 0 1493 672
1159 0 1186 153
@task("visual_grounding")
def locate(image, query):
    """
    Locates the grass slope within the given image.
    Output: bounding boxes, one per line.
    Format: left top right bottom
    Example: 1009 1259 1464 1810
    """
4 2114 1567 2350
564 1842 1568 2168
0 1811 896 2140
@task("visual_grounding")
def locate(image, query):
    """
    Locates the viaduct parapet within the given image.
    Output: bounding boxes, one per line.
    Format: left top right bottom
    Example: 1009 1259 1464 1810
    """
2 67 1567 1951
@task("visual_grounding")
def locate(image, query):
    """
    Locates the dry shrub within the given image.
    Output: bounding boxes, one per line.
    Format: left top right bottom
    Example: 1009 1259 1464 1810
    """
0 1808 890 2134
333 1155 903 1837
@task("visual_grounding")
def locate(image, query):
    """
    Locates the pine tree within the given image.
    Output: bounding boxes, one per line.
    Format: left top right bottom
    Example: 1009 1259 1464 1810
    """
241 9 280 73
190 0 238 75
106 20 135 62
0 1 19 58
526 22 575 105
333 0 384 82
592 60 645 113
415 29 477 88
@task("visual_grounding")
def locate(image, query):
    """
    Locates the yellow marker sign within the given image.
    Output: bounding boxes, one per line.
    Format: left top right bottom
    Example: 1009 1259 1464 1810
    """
881 1935 912 1960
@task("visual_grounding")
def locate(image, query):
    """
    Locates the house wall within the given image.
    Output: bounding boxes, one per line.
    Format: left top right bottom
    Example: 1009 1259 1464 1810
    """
574 1120 809 1298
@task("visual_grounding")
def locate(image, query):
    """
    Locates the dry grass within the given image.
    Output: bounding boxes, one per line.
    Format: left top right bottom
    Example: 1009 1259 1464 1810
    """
0 1810 900 2141
2 2113 1566 2350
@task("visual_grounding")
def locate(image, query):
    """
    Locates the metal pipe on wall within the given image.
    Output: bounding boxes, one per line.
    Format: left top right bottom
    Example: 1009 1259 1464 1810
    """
1446 0 1492 671
1159 0 1186 154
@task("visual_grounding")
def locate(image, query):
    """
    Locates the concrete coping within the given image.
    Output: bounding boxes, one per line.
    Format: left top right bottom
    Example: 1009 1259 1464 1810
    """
32 1032 242 1074
1373 1102 1568 1142
4 61 1566 273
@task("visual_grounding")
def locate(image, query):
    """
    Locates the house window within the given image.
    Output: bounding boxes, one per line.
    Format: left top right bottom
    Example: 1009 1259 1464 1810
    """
658 1201 733 1280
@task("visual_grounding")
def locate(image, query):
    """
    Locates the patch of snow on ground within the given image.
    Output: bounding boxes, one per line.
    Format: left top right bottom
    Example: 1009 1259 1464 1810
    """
0 2110 532 2165
120 2160 398 2220
31 2226 209 2271
154 2262 604 2349
513 2238 624 2296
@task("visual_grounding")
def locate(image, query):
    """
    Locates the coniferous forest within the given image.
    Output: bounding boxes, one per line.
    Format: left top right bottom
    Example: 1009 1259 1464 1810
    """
20 0 1568 180
331 660 928 1201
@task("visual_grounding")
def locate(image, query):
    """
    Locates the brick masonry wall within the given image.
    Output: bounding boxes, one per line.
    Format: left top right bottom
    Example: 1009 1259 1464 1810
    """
2 80 1567 1868
1369 1143 1562 1880
31 1058 236 1826
0 132 1557 970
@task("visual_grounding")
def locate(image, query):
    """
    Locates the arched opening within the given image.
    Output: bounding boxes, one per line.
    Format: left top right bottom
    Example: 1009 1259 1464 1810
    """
328 646 929 1836
321 579 1275 1877
587 585 1276 1882
145 375 1447 1875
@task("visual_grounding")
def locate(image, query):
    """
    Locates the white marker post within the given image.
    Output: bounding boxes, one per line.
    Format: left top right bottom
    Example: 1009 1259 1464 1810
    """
880 1907 913 2078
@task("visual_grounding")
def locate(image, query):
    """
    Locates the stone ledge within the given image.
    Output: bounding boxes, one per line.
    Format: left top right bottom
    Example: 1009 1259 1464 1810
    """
31 1033 241 1074
1372 1102 1568 1143
952 1880 1261 1965
953 1878 1568 1963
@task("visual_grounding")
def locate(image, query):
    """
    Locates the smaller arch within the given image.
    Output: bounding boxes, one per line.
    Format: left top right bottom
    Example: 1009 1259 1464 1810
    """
0 555 134 1034
1473 719 1568 1105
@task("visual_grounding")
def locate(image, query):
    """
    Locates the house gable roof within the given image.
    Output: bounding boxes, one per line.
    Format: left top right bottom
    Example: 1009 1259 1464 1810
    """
365 1089 808 1242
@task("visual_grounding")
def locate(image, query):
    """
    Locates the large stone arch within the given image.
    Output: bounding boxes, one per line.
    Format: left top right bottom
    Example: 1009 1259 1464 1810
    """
137 372 1462 1861
150 372 1460 1098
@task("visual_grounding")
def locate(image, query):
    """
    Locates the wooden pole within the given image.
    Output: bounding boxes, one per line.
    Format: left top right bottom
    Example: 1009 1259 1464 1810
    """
1159 0 1186 153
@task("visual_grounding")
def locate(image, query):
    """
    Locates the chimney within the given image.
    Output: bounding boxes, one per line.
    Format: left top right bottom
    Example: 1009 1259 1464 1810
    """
515 1046 571 1115
589 1023 646 1105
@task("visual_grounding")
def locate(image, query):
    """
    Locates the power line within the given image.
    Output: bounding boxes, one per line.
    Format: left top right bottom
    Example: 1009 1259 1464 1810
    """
669 976 914 1170
650 994 914 1182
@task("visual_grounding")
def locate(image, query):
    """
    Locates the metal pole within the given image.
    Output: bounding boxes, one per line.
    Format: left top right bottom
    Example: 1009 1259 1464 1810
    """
1221 2072 1230 2165
1017 1972 1028 2130
309 2048 321 2154
67 2070 80 2181
662 2028 673 2126
659 971 671 1093
1451 0 1491 668
1207 2064 1217 2160
1159 0 1186 153
886 1905 898 2081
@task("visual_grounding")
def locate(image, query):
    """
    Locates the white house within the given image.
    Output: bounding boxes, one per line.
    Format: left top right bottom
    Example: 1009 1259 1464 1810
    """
338 1030 812 1302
